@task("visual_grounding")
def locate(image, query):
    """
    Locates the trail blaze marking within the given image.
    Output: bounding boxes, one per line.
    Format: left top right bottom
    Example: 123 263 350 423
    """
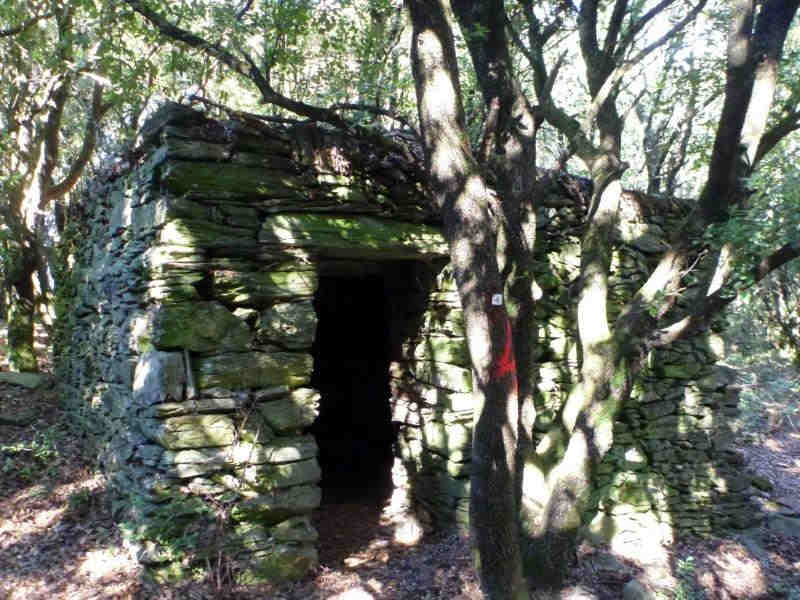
489 302 517 386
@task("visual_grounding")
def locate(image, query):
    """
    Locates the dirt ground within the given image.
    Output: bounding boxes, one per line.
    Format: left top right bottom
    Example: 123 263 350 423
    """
1 378 799 600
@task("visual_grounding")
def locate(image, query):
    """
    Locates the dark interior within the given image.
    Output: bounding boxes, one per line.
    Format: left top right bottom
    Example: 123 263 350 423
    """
308 272 396 503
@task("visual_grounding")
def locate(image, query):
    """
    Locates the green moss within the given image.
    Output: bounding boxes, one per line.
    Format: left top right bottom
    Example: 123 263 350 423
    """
236 458 321 491
194 352 313 390
151 301 251 352
143 414 237 450
229 485 321 523
258 389 319 433
7 302 37 372
259 213 448 259
213 269 317 306
161 160 306 200
409 336 470 366
236 545 318 583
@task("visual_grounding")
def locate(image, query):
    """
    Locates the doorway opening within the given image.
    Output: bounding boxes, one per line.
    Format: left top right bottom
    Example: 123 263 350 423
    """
307 260 443 565
308 269 395 504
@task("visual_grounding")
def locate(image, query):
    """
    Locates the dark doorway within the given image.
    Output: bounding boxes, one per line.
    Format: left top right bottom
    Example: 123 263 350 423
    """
308 272 396 504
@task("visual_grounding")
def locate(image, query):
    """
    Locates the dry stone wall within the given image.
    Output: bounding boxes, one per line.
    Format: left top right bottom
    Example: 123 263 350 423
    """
57 103 755 583
524 187 755 562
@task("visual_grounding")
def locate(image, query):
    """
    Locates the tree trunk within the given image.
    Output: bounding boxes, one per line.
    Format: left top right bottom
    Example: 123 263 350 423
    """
407 2 529 598
5 232 39 372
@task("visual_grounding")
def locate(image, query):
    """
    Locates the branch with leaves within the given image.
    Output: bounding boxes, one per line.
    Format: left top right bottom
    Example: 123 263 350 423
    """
0 11 52 38
123 0 352 130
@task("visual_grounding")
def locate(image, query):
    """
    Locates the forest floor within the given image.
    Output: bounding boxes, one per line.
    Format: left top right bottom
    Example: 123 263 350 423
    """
0 372 799 600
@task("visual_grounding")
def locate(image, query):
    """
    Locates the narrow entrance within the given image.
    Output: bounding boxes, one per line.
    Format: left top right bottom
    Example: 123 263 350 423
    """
308 271 395 504
308 261 442 566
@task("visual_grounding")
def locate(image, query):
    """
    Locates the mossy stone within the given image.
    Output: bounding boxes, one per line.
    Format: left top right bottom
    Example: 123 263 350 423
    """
229 484 321 523
161 160 307 201
158 219 259 251
151 301 251 352
231 435 317 465
237 458 321 491
143 414 236 449
412 360 473 393
259 213 448 259
213 269 317 306
271 516 318 542
236 544 318 583
256 301 317 349
194 352 313 390
408 336 470 366
421 421 472 455
257 389 320 433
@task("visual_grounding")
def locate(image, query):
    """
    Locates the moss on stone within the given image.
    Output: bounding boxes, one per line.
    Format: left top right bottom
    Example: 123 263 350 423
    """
143 414 237 450
257 389 320 434
162 160 307 200
259 213 448 259
236 544 318 583
151 301 251 352
213 268 317 306
237 458 321 491
229 485 321 523
194 352 313 390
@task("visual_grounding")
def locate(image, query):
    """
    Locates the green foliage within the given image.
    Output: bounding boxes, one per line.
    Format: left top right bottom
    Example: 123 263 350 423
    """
674 555 703 600
732 358 800 437
66 488 96 518
1 425 62 482
122 495 218 565
51 220 81 376
701 141 800 304
716 145 800 364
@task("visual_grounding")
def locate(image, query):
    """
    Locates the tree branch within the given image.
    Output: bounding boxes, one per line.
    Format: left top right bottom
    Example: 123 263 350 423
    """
578 0 604 87
741 0 800 164
513 4 597 163
629 0 707 64
46 82 110 202
614 0 677 60
0 12 52 37
753 109 800 168
37 74 73 208
583 1 707 134
649 238 800 348
235 0 255 20
329 103 418 135
756 239 800 280
602 0 629 58
122 0 351 130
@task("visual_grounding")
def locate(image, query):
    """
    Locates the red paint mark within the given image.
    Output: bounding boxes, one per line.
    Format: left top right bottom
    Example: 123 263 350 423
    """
489 308 517 387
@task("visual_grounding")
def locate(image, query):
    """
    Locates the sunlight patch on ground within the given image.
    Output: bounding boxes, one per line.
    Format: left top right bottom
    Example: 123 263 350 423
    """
51 472 106 497
0 462 139 600
1 473 105 540
77 547 138 583
0 504 65 538
344 539 391 568
700 541 768 598
8 483 48 504
765 437 786 452
328 587 376 600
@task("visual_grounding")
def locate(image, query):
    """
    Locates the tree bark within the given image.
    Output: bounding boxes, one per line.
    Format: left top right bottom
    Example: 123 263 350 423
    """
449 0 542 558
407 2 528 598
4 227 39 372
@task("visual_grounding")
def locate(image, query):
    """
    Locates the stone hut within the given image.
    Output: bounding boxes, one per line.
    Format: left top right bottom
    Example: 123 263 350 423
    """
57 103 755 582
